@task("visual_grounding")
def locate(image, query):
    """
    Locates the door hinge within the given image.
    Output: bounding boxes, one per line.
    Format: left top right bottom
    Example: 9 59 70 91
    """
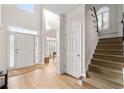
64 65 66 68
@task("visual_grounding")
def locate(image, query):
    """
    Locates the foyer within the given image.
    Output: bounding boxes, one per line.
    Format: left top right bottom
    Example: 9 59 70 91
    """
0 4 124 89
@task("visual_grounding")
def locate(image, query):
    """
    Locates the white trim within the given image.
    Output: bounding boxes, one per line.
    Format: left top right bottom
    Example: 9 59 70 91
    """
8 26 38 35
46 37 56 41
56 14 64 74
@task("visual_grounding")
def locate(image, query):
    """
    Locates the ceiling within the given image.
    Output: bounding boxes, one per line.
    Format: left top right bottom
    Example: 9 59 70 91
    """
40 4 81 15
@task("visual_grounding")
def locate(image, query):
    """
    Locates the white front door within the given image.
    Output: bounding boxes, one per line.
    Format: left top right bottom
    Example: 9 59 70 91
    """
65 24 81 78
15 34 35 68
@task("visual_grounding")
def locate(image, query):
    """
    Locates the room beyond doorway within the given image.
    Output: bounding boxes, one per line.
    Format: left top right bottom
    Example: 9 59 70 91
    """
41 9 59 73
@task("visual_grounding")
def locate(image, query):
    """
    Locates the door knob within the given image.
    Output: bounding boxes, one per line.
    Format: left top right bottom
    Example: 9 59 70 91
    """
15 49 19 54
77 54 80 57
15 49 19 51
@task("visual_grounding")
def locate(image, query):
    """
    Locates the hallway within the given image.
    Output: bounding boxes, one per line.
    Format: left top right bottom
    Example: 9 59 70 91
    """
8 62 95 89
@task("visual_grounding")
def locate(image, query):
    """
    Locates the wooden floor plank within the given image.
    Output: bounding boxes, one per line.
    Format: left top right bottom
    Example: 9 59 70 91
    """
8 62 95 89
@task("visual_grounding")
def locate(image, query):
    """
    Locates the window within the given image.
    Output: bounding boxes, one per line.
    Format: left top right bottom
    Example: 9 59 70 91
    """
46 37 56 56
16 4 34 13
97 7 109 30
35 37 39 63
10 35 15 68
8 26 38 35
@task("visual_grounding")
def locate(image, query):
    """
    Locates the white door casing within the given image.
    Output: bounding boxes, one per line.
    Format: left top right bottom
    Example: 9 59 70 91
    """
15 34 35 68
64 24 81 78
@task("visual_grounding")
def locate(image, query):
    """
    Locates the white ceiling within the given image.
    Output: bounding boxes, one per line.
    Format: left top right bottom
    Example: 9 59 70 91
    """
40 4 81 15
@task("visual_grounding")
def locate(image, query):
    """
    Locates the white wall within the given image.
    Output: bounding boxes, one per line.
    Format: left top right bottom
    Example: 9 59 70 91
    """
2 4 42 68
65 5 84 27
43 9 59 31
2 4 41 32
0 5 1 26
0 5 7 71
118 5 123 36
63 5 85 76
42 30 56 38
85 5 98 71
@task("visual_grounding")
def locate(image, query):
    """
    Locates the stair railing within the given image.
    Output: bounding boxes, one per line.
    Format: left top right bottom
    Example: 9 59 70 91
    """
121 12 124 41
89 6 100 36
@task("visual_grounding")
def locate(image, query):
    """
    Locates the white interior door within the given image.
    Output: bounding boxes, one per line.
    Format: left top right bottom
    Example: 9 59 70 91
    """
65 24 81 78
15 34 35 68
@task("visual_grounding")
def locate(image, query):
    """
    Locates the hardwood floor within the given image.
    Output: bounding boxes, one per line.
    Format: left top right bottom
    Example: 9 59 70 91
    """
8 62 95 89
8 64 44 77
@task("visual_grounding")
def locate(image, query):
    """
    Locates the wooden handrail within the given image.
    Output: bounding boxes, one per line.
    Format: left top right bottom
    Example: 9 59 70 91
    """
90 6 100 36
93 7 100 36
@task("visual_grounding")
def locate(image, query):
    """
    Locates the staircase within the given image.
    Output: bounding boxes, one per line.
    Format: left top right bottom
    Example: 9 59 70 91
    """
85 37 124 89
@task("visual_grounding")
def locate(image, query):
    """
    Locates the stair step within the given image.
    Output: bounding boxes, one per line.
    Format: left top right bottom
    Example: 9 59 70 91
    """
84 78 113 89
96 45 123 50
98 42 123 46
97 45 123 47
86 71 123 88
93 54 124 62
89 64 122 78
91 58 124 70
99 37 123 42
87 71 123 86
100 37 123 39
86 37 124 89
89 64 122 74
95 49 123 55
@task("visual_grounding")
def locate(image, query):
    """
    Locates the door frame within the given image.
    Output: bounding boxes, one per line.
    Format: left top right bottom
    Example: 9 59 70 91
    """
41 9 62 74
41 12 85 76
8 32 16 69
64 23 83 78
8 32 38 70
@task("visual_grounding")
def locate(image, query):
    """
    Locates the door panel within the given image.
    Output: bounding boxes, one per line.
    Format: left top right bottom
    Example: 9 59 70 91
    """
65 24 81 78
15 34 35 68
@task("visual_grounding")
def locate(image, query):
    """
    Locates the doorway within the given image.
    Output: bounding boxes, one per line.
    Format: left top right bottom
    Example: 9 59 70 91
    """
41 9 59 73
46 37 57 64
64 24 82 78
9 33 38 69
